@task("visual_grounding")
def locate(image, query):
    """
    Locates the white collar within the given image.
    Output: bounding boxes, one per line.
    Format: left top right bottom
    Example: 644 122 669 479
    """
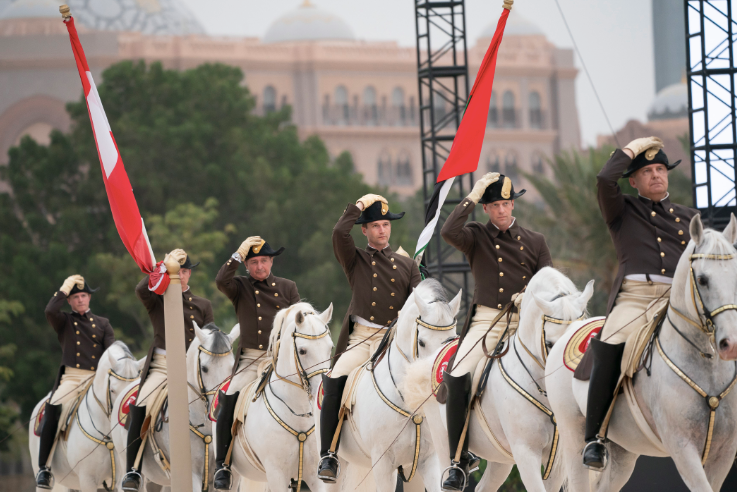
638 192 669 202
490 217 515 231
182 286 190 293
368 243 390 250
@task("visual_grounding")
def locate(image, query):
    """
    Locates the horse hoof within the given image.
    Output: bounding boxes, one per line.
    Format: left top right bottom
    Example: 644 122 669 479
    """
35 467 54 489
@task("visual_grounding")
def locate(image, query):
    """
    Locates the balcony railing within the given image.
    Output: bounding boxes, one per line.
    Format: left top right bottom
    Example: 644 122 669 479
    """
322 104 419 127
486 109 549 130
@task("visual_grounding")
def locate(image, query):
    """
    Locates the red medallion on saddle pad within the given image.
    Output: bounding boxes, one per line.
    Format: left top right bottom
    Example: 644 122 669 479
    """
34 400 47 437
118 386 139 426
432 339 459 395
208 378 231 422
563 317 606 372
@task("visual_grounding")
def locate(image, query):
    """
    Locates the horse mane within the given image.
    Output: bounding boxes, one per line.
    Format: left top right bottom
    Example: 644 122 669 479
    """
526 267 586 320
697 228 734 258
201 322 232 355
411 278 453 319
267 302 317 359
110 340 134 359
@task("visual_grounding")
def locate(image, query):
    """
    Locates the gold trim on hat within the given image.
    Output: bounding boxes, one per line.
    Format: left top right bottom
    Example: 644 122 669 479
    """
501 177 512 199
381 202 389 215
252 239 266 254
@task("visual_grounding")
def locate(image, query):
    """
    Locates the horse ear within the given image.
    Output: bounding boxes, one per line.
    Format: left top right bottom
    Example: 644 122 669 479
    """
295 311 305 326
449 289 463 317
531 292 556 314
690 213 704 246
414 288 431 319
723 213 737 243
319 303 334 325
193 321 207 346
137 357 146 372
578 280 595 308
228 323 240 344
107 345 118 369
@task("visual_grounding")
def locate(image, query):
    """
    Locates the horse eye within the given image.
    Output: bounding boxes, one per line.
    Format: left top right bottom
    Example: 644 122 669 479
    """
201 366 208 373
698 276 709 287
299 348 307 356
418 340 426 348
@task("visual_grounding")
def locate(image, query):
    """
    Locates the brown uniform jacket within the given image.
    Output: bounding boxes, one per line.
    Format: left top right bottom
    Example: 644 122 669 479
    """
136 276 214 389
45 291 115 391
216 256 300 377
598 150 697 315
441 197 553 340
332 203 422 364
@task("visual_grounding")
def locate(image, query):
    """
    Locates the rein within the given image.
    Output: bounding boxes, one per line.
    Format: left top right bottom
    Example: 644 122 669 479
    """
272 312 331 395
193 344 233 415
657 250 737 465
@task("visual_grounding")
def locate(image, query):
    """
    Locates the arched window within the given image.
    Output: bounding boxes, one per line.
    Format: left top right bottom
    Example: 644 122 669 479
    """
502 91 516 128
529 91 542 129
504 152 519 180
364 86 378 125
335 86 349 124
392 87 406 125
487 152 500 173
409 96 416 125
263 85 277 114
322 94 330 124
378 151 392 186
488 91 498 128
395 152 413 186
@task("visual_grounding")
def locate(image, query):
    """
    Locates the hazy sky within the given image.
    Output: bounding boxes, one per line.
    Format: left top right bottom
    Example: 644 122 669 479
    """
180 0 656 147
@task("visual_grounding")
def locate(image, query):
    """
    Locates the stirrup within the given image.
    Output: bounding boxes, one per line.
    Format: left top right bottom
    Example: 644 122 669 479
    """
121 469 143 491
582 438 609 471
440 461 467 492
213 464 233 490
316 452 341 483
35 466 54 490
468 451 481 473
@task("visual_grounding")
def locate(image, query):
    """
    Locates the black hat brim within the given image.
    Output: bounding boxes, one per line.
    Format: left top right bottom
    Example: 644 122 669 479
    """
480 189 526 204
622 159 681 178
245 245 285 260
69 283 98 295
355 211 405 225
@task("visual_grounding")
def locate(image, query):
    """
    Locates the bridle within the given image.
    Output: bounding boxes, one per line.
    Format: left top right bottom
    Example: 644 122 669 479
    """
91 366 140 417
411 316 457 360
189 343 233 415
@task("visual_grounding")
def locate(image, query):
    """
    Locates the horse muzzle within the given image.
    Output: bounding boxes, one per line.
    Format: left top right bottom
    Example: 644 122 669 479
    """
717 334 737 361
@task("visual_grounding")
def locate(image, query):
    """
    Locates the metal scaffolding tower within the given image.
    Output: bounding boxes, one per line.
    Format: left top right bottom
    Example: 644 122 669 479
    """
415 0 474 315
686 0 737 228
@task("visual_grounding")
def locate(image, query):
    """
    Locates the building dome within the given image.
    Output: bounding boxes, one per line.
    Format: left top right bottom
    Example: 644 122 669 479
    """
0 0 205 35
479 12 543 38
263 0 355 44
647 82 688 120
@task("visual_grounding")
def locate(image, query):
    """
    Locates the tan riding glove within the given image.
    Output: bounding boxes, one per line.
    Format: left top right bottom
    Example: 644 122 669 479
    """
356 194 388 210
467 172 501 204
237 236 264 261
60 274 85 296
624 136 664 160
167 248 188 266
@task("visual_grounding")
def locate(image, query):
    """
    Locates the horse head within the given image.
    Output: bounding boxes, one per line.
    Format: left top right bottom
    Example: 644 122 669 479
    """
268 302 334 398
396 279 462 361
187 322 238 411
673 213 737 361
524 267 594 362
93 341 142 416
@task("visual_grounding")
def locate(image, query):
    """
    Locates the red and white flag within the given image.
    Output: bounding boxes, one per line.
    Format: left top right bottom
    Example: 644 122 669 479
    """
63 16 169 294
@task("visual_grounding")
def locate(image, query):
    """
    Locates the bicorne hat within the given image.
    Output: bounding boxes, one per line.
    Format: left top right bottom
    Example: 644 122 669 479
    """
244 241 285 260
69 281 99 295
622 149 681 178
479 175 526 204
355 201 405 225
181 255 200 270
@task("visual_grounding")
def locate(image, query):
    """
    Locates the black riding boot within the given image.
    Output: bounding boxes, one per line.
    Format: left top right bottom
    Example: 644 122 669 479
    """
214 390 240 490
317 374 347 483
583 339 625 470
36 402 61 489
121 405 147 491
442 371 473 492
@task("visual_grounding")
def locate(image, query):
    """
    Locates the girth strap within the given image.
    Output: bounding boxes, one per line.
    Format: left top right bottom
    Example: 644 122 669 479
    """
655 336 737 465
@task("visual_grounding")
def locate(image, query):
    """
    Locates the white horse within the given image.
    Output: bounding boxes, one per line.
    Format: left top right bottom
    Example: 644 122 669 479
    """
547 214 737 492
229 302 335 492
405 267 594 492
317 279 462 492
28 341 143 492
112 322 239 492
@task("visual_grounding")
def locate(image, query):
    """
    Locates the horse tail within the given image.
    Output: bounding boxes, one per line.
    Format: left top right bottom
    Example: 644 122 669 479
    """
401 355 435 412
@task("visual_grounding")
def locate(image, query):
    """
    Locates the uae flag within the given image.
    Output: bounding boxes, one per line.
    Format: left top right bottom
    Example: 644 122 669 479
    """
63 14 169 293
414 6 511 265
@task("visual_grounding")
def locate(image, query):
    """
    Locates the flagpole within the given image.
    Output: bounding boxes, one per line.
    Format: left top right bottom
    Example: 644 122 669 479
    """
162 255 194 490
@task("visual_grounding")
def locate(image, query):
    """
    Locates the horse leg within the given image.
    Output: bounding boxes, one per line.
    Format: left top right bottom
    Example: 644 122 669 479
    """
474 462 513 491
510 446 546 492
591 442 637 492
557 421 589 492
417 454 442 492
371 458 399 492
668 446 717 492
264 470 289 492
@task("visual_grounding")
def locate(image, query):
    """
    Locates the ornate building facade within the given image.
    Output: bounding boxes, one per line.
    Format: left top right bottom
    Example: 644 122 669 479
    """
0 0 580 196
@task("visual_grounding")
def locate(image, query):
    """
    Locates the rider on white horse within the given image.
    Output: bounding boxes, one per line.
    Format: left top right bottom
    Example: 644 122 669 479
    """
121 249 214 491
212 236 300 490
36 275 115 489
317 194 421 483
439 173 552 491
580 137 697 469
